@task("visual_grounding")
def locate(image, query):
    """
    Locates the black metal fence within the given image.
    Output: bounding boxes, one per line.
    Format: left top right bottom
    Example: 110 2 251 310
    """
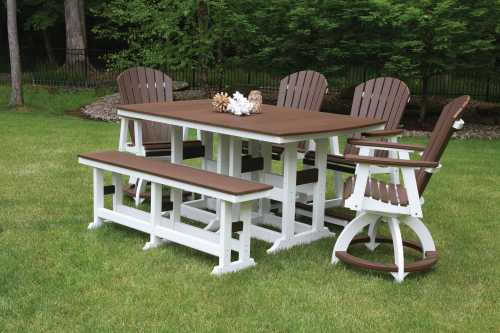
2 48 500 102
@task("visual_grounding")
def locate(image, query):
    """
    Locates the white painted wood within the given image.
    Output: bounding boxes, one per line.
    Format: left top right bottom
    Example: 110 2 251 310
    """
281 142 298 240
312 138 328 233
118 118 129 152
112 173 123 211
133 120 145 156
143 182 163 250
88 168 104 230
239 202 252 261
388 218 409 282
331 213 377 264
217 200 232 268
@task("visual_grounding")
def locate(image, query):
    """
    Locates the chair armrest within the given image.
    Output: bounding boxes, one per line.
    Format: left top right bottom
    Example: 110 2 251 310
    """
347 138 426 152
344 154 438 168
361 129 403 138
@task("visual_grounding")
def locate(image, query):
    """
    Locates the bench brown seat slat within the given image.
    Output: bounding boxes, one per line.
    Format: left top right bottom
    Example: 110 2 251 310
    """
79 151 272 196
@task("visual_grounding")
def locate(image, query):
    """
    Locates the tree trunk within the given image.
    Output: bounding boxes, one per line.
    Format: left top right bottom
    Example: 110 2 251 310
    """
42 29 56 66
6 0 23 107
419 76 429 127
64 0 86 65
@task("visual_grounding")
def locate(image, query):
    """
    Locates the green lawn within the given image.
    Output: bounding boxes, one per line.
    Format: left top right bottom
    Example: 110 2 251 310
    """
0 86 499 332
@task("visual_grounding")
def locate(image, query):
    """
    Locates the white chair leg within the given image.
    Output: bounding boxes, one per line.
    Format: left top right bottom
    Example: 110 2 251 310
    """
403 216 436 255
388 218 408 282
365 218 380 251
134 178 146 206
332 212 377 264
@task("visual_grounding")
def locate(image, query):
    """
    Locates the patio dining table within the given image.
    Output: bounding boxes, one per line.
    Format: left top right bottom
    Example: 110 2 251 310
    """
116 99 385 253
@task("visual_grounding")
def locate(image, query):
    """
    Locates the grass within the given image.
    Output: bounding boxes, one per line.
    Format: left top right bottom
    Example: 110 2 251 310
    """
0 85 499 332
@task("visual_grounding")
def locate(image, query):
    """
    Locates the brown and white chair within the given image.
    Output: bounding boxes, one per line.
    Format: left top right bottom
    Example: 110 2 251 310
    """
331 95 469 282
243 70 329 160
300 77 411 224
117 67 205 203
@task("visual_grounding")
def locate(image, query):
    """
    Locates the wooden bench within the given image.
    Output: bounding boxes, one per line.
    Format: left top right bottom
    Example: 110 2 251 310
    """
78 151 272 275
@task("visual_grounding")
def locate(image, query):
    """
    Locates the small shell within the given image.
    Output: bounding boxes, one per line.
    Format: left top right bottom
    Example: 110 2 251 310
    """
248 90 263 113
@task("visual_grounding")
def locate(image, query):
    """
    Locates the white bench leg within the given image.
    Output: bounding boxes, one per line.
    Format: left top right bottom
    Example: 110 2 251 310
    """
143 182 164 250
211 201 256 275
112 173 123 211
88 168 105 230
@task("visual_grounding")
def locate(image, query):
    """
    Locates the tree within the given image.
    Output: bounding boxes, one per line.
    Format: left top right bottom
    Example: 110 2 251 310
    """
23 0 62 65
384 0 498 124
7 0 23 107
64 0 87 64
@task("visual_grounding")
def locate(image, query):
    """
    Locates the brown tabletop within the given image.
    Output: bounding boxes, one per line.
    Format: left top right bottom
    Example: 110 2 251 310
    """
117 99 385 139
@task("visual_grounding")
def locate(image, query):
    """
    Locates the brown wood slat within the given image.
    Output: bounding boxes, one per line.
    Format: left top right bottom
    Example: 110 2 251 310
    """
375 78 393 119
155 69 166 101
305 71 321 110
387 183 399 205
137 67 149 103
378 182 389 203
145 67 157 102
350 82 365 117
367 78 385 118
290 70 307 108
370 179 380 200
382 79 400 125
358 78 375 117
396 184 408 206
416 96 469 195
296 168 318 186
80 151 272 196
298 71 314 110
277 75 289 107
283 72 298 108
343 176 355 200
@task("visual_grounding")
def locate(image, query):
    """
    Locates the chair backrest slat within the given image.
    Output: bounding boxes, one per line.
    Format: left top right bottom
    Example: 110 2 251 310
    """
117 67 173 144
277 70 328 112
416 95 470 195
345 77 411 155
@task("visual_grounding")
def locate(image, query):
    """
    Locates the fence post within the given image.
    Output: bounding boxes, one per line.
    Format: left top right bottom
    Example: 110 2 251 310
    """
192 68 196 88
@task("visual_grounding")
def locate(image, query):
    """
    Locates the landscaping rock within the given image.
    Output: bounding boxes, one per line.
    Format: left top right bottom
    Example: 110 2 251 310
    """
80 89 206 122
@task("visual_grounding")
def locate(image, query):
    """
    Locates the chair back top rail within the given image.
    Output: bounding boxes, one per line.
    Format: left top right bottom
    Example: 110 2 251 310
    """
117 67 174 144
79 151 273 198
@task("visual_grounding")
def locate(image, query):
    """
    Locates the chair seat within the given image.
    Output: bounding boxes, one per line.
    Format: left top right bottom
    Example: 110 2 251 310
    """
303 151 357 173
343 176 409 206
142 140 205 159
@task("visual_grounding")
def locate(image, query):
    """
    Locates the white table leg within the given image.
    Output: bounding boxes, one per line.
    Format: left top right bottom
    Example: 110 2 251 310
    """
88 168 104 230
281 142 298 240
229 136 242 219
206 134 229 231
133 120 145 156
312 138 330 233
118 118 129 152
259 142 272 217
170 125 183 227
